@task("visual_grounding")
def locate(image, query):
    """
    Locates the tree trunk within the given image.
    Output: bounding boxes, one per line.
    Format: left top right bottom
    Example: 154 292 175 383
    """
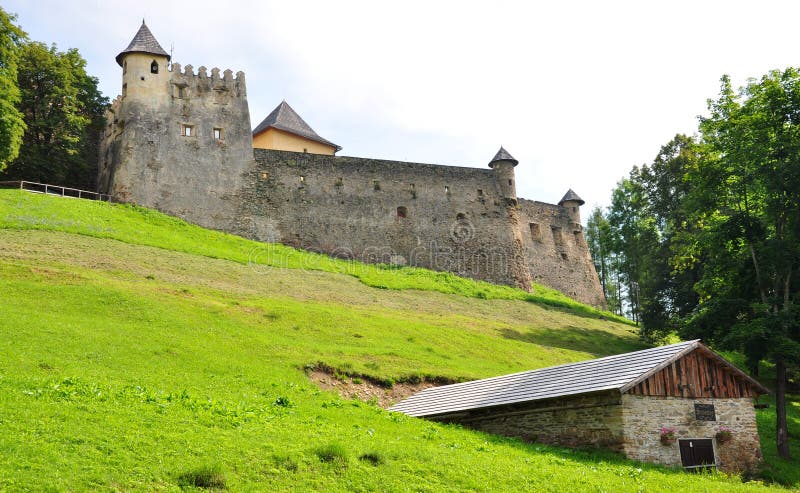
776 358 791 459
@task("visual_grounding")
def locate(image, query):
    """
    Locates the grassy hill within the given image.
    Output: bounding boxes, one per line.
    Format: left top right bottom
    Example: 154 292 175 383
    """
0 189 797 492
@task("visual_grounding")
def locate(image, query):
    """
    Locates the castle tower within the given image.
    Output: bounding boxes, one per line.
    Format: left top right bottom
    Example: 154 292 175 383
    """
98 21 255 233
488 146 518 205
558 189 585 224
116 21 171 104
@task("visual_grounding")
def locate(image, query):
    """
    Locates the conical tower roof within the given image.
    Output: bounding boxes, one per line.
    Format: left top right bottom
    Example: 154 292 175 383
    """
253 101 341 151
558 189 585 206
488 146 518 167
116 21 170 66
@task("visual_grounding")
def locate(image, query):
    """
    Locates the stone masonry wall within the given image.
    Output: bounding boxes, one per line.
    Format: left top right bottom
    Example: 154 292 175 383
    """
429 391 625 451
235 149 533 290
518 199 606 307
99 62 255 233
621 394 762 473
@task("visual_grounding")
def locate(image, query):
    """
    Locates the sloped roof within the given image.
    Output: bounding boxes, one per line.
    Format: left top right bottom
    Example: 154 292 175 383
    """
488 146 518 167
253 101 341 151
390 340 766 417
116 21 170 66
558 188 585 206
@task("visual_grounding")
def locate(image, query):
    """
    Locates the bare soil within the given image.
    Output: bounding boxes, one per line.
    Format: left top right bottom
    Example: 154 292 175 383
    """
308 370 437 408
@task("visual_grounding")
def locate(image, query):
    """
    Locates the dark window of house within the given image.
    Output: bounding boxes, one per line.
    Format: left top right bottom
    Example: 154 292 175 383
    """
373 180 381 191
397 206 408 218
456 213 466 221
679 439 715 470
477 189 483 196
213 128 223 141
508 179 512 186
151 60 159 74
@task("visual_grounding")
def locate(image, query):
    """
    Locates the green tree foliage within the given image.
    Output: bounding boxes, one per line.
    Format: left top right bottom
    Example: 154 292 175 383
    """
0 41 107 189
682 71 800 460
0 7 26 171
586 206 622 314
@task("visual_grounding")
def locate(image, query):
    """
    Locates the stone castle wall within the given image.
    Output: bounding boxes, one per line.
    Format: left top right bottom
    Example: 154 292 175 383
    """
98 58 606 306
234 149 532 290
621 394 762 473
518 199 606 307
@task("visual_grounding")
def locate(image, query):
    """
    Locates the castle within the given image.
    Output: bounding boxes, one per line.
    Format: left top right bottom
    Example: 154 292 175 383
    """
98 22 606 308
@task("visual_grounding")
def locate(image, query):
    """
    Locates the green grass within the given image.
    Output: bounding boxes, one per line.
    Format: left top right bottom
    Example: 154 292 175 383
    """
0 190 630 324
0 190 796 491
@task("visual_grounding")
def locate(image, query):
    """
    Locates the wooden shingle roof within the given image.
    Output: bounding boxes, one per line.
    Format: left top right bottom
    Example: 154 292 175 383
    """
116 21 170 66
389 340 767 417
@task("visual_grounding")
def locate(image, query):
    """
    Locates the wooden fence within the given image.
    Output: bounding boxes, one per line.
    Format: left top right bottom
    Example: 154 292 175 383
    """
0 181 110 201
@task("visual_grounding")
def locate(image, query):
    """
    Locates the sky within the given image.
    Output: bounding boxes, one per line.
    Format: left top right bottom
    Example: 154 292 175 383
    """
5 0 800 213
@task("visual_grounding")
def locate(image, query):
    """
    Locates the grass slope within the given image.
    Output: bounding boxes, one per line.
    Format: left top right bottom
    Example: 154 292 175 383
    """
0 190 796 492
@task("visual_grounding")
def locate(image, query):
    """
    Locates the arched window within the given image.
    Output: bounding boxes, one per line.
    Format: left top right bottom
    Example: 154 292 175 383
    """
150 60 159 74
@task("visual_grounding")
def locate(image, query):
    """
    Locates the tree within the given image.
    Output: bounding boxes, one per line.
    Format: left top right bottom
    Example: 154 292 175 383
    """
0 7 26 171
586 206 622 314
0 41 107 189
684 71 800 460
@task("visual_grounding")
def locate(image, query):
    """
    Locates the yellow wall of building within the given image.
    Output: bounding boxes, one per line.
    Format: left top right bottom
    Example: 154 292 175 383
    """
252 128 336 155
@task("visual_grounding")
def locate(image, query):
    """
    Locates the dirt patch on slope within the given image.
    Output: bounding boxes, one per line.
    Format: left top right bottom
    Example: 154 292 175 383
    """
309 370 438 408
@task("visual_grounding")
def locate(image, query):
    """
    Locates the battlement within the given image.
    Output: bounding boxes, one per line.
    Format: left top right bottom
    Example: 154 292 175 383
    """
169 63 247 98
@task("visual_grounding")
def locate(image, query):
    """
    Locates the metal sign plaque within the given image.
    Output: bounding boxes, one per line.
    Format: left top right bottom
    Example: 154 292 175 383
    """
694 403 716 421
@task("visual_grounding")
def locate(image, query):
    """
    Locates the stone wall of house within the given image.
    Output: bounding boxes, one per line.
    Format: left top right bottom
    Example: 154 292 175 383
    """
620 394 762 473
429 391 625 450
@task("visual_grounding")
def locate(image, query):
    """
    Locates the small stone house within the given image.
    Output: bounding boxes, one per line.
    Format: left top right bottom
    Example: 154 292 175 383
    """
390 340 768 472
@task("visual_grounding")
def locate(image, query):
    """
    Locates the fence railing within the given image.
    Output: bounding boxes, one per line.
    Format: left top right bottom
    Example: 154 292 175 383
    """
0 181 110 201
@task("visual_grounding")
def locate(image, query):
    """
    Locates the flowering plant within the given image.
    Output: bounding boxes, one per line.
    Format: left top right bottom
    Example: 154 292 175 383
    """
716 427 733 444
660 427 676 444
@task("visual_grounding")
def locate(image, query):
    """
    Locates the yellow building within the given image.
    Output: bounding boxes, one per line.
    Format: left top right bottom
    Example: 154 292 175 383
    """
252 101 340 155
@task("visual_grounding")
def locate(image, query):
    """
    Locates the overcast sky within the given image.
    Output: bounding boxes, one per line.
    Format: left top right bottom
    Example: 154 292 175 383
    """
5 1 800 213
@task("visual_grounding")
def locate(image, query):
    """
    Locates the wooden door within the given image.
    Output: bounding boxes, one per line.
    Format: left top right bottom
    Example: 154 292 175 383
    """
679 439 715 470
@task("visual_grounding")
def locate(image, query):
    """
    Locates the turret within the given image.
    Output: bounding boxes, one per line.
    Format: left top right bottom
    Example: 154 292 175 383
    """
558 189 585 224
116 21 170 105
488 146 518 205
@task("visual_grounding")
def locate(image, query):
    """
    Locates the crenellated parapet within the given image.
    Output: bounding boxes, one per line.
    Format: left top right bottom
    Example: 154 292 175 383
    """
169 62 247 99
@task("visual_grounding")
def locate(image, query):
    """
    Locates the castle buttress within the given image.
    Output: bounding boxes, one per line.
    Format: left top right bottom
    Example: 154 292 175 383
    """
99 22 606 308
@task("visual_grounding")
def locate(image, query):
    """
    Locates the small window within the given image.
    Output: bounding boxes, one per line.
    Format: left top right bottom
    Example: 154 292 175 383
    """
477 189 483 196
213 128 223 141
176 86 185 98
456 213 466 221
299 175 305 183
397 206 408 218
151 60 159 74
444 185 450 194
260 172 269 180
180 124 194 137
508 179 513 186
373 180 381 191
123 61 127 75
